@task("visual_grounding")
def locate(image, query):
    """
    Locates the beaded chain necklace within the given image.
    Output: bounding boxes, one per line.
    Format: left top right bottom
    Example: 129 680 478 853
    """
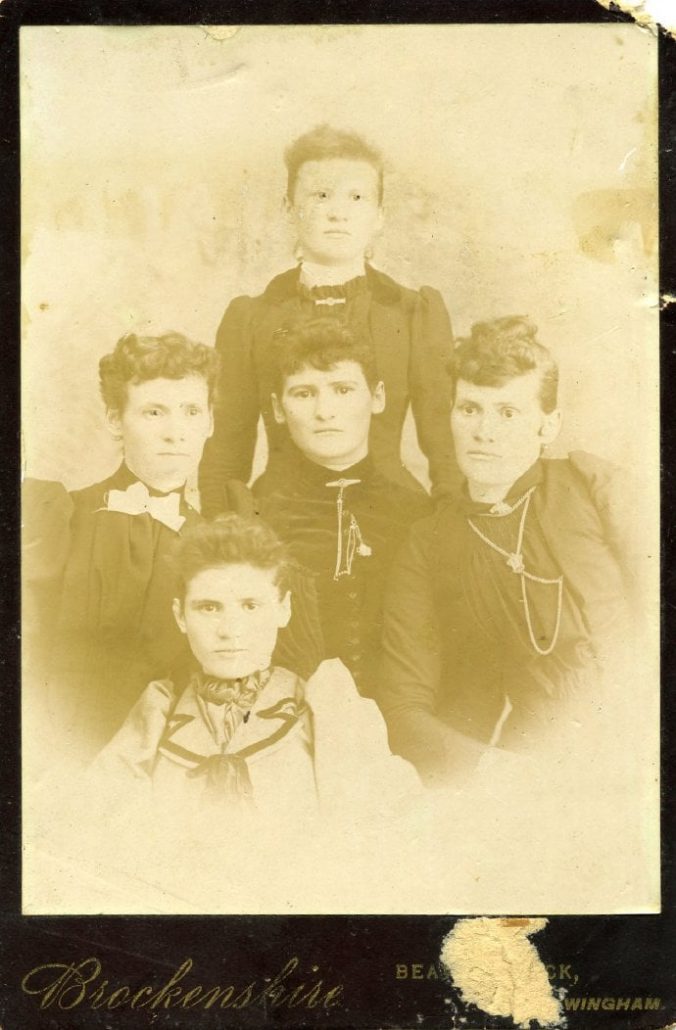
466 486 563 657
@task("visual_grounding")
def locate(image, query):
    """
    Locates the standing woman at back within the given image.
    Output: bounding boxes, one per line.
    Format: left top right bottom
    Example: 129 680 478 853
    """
199 124 458 514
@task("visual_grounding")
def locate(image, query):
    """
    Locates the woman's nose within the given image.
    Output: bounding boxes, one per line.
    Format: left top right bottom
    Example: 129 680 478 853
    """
326 195 349 220
216 612 238 638
162 413 187 441
473 413 497 440
314 392 336 420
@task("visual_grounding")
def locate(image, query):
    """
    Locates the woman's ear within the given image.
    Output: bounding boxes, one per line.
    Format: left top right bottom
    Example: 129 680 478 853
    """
172 598 187 634
271 393 286 425
539 408 562 447
105 408 123 442
371 381 386 415
365 208 385 263
284 193 299 229
277 590 292 629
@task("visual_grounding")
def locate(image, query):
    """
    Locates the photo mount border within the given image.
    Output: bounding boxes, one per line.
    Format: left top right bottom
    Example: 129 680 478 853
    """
1 2 674 1027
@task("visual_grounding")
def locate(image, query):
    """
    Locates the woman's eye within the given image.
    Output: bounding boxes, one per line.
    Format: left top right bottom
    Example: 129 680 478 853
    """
197 603 218 614
242 602 258 612
144 408 162 418
461 404 476 416
502 408 517 420
187 406 202 417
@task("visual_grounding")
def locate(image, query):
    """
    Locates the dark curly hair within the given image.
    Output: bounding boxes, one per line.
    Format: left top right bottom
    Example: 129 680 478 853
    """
173 514 290 601
273 318 380 394
99 332 220 413
284 124 384 204
450 316 559 414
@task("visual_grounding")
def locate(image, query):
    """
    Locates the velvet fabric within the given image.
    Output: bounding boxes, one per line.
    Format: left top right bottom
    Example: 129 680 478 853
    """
252 449 431 696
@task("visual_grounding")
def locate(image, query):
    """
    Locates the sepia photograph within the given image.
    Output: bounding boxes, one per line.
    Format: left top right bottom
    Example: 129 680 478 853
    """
19 19 660 918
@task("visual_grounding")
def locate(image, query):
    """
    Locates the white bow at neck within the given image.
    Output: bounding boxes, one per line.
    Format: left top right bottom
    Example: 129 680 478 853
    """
101 480 186 532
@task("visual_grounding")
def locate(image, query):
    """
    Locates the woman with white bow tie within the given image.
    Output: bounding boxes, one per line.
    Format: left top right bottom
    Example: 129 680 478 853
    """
23 332 219 764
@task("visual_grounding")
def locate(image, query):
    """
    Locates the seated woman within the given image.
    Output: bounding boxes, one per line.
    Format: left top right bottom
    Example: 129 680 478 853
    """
92 515 418 822
378 317 644 785
23 331 219 761
255 318 431 698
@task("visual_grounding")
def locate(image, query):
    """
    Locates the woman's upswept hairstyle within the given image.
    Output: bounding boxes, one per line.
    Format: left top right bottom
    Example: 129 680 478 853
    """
173 514 290 601
99 332 220 413
284 124 384 203
273 318 380 394
449 316 559 414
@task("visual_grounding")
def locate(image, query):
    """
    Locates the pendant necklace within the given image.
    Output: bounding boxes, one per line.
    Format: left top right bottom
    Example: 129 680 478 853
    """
467 487 563 657
326 478 372 580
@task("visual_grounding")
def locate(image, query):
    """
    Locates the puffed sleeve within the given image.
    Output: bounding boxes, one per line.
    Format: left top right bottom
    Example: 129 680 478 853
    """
22 478 73 641
82 680 179 826
22 478 73 584
408 286 460 499
90 679 178 782
377 522 483 785
304 659 422 815
568 450 648 613
199 296 262 518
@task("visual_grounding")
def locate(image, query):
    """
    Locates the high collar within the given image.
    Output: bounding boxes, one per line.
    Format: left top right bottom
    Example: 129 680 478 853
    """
192 666 271 706
291 447 375 492
262 264 401 306
300 258 366 289
298 275 369 304
109 462 187 499
456 459 545 516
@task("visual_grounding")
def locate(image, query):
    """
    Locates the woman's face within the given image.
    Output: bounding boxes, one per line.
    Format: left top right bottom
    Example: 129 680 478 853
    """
108 375 213 493
451 372 560 501
287 158 383 267
173 564 291 680
273 359 385 471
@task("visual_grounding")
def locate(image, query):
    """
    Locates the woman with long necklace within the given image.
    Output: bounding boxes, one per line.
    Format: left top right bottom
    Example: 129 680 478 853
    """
378 317 643 785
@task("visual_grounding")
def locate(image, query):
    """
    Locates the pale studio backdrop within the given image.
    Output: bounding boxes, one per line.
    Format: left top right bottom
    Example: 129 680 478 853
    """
20 23 661 915
21 23 657 494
